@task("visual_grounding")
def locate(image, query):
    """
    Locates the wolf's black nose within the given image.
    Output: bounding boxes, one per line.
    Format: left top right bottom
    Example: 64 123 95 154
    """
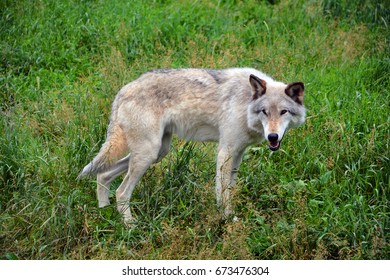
268 133 279 142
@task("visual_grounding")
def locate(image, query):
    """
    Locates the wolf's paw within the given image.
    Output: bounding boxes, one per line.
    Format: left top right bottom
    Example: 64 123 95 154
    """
98 200 110 208
123 216 137 228
223 210 236 221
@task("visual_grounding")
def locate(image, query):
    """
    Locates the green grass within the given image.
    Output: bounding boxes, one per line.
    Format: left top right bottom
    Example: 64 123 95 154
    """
0 0 389 260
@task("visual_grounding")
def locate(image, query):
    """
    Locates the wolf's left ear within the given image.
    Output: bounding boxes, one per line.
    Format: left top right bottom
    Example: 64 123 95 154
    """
250 74 267 100
285 82 304 105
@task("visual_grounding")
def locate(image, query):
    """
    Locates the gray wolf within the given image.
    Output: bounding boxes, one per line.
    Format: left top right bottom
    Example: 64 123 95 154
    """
78 68 306 225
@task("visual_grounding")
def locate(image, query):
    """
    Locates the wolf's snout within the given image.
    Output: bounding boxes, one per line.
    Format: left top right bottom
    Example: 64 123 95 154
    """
267 133 280 151
268 133 279 142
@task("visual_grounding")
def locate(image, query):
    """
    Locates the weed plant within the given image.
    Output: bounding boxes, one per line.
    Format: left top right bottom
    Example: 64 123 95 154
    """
0 0 388 259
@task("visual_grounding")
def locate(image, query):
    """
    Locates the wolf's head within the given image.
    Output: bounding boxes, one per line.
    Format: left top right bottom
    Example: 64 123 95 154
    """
247 74 306 151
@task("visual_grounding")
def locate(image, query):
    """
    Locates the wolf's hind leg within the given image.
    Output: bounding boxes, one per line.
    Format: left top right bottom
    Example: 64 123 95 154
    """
116 140 163 225
96 155 129 207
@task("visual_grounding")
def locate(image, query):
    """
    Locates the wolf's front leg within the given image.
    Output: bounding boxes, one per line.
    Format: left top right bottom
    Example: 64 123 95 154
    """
216 147 235 218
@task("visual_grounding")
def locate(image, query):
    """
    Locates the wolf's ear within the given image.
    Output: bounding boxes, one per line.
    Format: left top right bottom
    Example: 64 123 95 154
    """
249 74 267 100
285 82 304 105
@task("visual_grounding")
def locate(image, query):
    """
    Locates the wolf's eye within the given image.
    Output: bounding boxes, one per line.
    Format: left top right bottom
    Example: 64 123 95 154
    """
280 110 288 115
255 109 267 115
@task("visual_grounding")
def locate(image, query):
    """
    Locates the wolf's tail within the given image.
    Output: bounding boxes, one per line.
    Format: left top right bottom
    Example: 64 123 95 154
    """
77 122 128 179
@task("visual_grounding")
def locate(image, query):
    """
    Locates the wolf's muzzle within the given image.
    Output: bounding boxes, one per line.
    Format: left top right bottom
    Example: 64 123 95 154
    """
268 133 280 151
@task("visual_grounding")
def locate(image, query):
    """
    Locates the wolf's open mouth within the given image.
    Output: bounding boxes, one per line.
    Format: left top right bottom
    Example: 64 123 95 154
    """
268 141 280 151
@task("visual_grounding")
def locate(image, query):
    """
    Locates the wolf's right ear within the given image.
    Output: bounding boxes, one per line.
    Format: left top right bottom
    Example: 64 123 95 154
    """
249 74 267 100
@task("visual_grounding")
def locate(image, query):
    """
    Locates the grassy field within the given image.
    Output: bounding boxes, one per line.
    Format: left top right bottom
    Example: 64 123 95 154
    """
0 0 389 260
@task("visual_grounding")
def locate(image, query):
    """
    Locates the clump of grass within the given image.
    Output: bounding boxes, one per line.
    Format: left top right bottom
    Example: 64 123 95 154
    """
322 0 389 26
1 0 388 260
